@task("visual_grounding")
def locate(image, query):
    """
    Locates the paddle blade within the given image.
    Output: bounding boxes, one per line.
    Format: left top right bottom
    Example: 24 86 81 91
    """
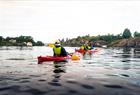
71 54 80 60
48 43 54 48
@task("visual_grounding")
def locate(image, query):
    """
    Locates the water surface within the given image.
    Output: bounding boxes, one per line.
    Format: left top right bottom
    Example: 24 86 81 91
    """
0 46 140 95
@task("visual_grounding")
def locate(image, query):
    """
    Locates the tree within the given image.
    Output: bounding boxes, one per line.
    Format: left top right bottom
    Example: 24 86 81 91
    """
0 36 3 42
35 41 44 46
122 28 132 38
5 37 11 41
134 31 140 37
16 36 34 43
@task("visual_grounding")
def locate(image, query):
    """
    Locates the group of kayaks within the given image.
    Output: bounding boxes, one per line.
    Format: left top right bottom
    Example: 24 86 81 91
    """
37 48 98 64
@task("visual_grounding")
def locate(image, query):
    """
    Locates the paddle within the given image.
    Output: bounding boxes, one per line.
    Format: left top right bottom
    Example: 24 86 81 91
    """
67 52 81 60
47 43 54 48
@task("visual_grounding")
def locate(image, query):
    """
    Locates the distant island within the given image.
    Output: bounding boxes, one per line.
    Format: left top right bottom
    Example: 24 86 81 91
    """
0 35 44 46
60 28 140 48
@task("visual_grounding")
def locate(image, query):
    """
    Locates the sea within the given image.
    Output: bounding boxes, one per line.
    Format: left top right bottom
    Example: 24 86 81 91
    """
0 46 140 95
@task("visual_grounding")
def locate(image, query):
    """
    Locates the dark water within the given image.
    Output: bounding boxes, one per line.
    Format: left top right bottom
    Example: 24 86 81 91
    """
0 46 140 95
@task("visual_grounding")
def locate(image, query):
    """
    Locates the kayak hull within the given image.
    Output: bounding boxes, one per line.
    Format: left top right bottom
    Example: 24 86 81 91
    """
75 49 98 53
38 56 68 64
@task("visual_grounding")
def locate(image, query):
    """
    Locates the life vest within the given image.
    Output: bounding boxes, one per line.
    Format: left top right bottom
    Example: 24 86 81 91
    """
87 46 91 50
80 45 85 50
80 45 91 50
53 46 61 56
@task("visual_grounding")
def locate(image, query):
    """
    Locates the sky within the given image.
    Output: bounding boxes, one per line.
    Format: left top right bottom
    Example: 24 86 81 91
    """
0 0 140 43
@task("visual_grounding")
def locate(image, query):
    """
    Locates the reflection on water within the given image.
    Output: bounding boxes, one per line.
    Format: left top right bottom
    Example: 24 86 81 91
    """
82 52 92 60
51 62 66 84
0 46 140 95
122 47 131 54
121 48 132 70
53 62 66 73
48 62 67 87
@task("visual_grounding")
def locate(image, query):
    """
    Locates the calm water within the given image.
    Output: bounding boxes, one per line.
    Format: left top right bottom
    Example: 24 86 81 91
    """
0 46 140 95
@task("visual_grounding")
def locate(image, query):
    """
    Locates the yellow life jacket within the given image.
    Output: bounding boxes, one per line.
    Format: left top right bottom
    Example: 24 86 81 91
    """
53 46 61 56
88 46 91 50
80 45 91 50
80 45 85 50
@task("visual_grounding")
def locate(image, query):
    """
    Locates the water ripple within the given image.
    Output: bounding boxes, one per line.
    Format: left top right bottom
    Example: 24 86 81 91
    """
80 84 95 89
48 82 62 86
24 88 46 95
6 58 25 60
120 74 130 77
104 84 124 89
0 47 140 95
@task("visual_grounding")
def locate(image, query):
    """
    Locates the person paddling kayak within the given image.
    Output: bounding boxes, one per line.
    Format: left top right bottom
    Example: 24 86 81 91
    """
80 41 94 51
53 41 68 57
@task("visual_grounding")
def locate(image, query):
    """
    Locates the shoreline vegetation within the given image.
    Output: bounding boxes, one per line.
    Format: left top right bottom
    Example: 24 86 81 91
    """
60 28 140 48
0 35 44 46
0 28 140 48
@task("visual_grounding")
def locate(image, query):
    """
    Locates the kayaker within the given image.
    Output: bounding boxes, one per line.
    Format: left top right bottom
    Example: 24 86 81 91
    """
53 41 68 57
80 44 88 50
88 42 94 50
80 42 91 51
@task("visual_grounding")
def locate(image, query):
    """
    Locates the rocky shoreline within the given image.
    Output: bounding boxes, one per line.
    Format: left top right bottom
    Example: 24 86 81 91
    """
62 37 140 48
109 37 140 48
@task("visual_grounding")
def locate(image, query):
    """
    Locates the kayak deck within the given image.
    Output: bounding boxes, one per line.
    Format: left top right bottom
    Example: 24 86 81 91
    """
38 56 68 64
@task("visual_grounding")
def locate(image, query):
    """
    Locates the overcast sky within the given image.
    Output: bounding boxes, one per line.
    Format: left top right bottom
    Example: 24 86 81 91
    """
0 0 140 43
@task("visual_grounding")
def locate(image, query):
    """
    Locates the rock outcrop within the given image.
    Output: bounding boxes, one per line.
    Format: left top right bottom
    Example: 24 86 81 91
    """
109 37 140 48
62 37 140 48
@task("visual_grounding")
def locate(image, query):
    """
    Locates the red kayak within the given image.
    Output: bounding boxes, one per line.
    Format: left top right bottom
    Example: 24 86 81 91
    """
38 56 69 64
75 49 98 53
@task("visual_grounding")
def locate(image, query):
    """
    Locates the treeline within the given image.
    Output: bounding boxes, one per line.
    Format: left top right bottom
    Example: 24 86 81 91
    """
0 35 44 46
86 28 140 43
61 28 140 47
